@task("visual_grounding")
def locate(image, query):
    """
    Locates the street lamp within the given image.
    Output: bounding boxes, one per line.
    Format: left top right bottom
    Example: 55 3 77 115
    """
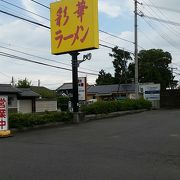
77 53 92 67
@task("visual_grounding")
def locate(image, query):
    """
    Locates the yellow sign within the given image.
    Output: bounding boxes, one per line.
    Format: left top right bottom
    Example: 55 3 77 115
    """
50 0 99 55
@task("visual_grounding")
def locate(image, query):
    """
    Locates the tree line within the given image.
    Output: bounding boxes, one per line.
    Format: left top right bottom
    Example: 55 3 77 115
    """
96 47 178 90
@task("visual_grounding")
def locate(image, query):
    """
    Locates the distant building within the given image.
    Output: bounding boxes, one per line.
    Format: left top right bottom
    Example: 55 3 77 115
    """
56 83 73 97
0 84 57 113
87 84 136 101
56 83 138 101
0 84 39 113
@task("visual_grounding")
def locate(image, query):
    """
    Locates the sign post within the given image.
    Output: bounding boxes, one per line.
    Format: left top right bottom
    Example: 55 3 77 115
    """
70 52 80 112
0 96 11 137
50 0 99 120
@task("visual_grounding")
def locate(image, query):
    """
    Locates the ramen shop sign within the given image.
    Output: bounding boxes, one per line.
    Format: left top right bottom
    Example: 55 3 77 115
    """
50 0 99 55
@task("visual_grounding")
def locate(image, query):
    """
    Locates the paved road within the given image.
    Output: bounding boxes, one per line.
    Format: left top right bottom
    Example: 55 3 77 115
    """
1 110 180 180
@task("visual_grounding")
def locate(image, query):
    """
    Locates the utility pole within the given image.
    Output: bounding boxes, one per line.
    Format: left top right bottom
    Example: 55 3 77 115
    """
134 0 139 99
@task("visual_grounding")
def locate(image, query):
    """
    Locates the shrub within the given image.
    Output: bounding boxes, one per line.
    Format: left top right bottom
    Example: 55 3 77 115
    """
57 96 70 111
9 112 73 129
80 99 152 115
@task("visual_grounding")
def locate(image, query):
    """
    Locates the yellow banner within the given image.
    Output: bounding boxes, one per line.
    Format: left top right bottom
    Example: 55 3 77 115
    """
50 0 99 55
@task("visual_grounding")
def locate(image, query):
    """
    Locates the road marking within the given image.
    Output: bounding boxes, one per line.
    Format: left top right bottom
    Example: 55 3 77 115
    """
170 134 180 137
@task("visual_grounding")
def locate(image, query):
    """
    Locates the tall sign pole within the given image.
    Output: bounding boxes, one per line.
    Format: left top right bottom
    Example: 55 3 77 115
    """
70 52 79 112
134 0 139 99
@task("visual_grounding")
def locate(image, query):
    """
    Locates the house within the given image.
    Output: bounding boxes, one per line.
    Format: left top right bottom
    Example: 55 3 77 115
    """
0 84 20 113
17 88 40 113
30 86 57 112
56 83 73 97
0 84 40 113
87 84 136 101
0 84 57 113
30 86 57 98
56 83 137 101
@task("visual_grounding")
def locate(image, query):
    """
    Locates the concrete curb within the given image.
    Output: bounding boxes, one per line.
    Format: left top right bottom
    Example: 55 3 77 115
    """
84 109 149 122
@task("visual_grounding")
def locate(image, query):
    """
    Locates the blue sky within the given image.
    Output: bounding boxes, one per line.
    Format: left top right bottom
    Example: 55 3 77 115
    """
0 0 180 89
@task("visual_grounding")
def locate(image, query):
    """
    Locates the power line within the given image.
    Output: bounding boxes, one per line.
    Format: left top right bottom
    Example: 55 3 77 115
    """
142 0 180 37
0 9 138 48
0 9 50 29
0 45 100 73
27 0 138 46
141 17 179 50
142 2 180 14
143 15 180 27
99 30 134 44
30 0 49 9
0 0 49 21
0 9 139 55
139 1 180 49
99 40 134 54
0 52 98 76
138 28 160 48
0 5 40 25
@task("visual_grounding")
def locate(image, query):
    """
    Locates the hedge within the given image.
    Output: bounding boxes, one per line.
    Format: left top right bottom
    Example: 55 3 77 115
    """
9 112 73 129
80 99 152 115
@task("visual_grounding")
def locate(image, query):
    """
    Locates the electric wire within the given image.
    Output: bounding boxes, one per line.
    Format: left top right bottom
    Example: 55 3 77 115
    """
0 45 99 73
0 52 99 76
139 2 179 41
138 28 160 48
139 1 180 50
142 0 180 36
0 9 140 56
0 3 44 24
0 0 49 21
29 1 147 49
0 9 139 49
142 2 180 14
30 0 49 9
141 17 179 50
0 9 50 29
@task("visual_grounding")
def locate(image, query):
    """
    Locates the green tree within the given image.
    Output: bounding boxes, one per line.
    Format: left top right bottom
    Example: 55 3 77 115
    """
16 78 32 88
137 49 177 89
96 69 114 85
109 46 132 84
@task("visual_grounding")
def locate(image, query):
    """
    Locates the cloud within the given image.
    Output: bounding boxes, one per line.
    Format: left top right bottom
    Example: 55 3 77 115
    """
98 1 122 18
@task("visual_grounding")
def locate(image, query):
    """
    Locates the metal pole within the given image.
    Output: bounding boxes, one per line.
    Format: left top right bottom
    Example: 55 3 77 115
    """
70 52 79 112
134 0 139 99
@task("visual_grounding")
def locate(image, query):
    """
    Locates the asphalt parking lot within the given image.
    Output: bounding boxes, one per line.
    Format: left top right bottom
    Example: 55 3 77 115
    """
1 109 180 180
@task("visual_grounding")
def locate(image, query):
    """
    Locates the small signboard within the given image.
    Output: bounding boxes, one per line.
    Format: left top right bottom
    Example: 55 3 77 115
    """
0 96 11 137
50 0 99 55
78 77 87 101
143 84 160 101
0 96 8 131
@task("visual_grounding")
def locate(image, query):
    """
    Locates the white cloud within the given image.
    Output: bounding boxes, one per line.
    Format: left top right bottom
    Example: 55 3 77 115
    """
98 1 122 18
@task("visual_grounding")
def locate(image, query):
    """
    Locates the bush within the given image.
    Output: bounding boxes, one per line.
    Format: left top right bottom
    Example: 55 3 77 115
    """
9 111 73 129
57 96 70 111
80 99 152 115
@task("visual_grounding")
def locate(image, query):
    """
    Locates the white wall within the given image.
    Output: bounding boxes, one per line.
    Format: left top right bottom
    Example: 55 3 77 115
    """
18 100 32 113
36 100 57 112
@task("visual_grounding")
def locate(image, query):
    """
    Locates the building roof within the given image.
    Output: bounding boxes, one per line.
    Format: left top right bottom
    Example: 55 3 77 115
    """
0 84 20 94
17 88 40 97
87 84 135 95
31 86 56 98
56 83 72 91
